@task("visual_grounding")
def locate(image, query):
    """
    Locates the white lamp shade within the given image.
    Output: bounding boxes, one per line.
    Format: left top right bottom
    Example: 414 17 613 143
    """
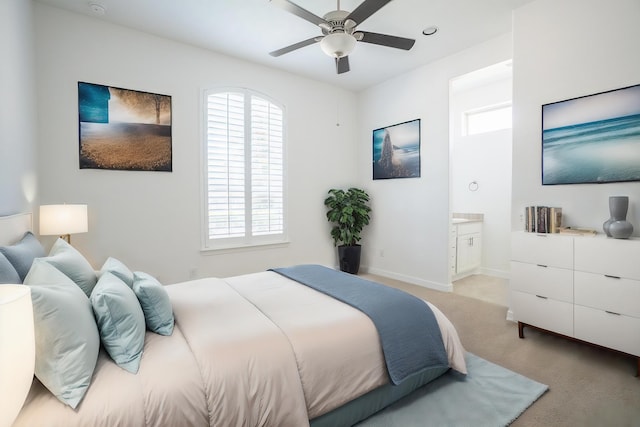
320 33 357 58
0 285 35 427
39 204 88 236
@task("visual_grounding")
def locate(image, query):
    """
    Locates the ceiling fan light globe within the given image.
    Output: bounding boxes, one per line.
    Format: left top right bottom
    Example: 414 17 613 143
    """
320 33 356 58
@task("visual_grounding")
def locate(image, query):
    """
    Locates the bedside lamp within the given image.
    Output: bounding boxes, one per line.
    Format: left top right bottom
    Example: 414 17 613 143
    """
0 285 35 427
40 204 88 244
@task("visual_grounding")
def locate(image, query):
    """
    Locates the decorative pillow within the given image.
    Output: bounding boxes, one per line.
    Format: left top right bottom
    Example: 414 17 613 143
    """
44 238 97 297
24 259 100 409
133 271 174 336
91 272 145 374
0 231 46 281
0 252 21 284
100 257 134 288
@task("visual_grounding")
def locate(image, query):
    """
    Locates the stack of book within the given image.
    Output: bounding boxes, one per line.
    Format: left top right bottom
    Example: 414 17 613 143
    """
525 206 562 233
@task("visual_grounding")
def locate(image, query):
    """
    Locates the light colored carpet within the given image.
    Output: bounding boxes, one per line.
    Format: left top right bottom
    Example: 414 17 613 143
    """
357 353 548 427
361 273 640 427
453 274 509 307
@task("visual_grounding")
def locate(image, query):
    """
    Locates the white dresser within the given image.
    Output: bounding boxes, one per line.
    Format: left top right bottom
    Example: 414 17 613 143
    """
510 231 640 375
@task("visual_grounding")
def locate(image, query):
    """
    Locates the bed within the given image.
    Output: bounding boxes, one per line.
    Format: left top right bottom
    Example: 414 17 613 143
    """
1 213 466 427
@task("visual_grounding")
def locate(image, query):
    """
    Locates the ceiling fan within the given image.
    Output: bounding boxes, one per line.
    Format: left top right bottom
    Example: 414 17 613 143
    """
269 0 416 74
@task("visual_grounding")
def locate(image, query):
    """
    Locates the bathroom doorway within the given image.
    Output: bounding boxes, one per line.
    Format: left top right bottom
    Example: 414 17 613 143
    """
448 61 513 295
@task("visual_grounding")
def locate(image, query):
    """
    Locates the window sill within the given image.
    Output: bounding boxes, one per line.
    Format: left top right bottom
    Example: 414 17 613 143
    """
200 240 290 255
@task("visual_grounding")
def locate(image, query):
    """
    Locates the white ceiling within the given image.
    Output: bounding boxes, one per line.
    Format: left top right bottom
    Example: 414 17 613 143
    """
35 0 534 92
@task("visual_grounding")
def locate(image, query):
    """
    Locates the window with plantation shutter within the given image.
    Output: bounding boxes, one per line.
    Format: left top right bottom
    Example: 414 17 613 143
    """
203 89 286 249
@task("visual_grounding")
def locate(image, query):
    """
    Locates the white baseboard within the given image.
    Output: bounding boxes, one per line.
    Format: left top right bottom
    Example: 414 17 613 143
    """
362 266 453 293
506 309 515 322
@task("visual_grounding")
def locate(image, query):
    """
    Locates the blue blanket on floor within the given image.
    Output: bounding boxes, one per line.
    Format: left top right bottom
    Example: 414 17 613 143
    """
270 265 448 385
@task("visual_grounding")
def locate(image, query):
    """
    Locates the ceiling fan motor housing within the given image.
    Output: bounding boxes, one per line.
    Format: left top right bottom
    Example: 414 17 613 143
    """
322 10 353 35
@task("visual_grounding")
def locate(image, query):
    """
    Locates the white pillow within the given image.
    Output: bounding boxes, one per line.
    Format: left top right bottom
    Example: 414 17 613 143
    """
24 259 100 409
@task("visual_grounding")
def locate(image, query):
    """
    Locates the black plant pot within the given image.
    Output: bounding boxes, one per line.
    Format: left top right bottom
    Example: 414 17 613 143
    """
338 245 362 275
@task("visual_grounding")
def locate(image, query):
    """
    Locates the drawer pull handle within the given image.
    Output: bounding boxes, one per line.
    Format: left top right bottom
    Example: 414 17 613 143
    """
535 295 548 299
605 310 621 316
604 274 621 279
536 264 548 268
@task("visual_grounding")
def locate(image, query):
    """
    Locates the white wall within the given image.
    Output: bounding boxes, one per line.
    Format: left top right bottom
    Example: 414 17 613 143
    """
34 4 358 283
512 0 640 234
451 74 512 277
357 34 513 290
31 0 638 288
0 0 37 216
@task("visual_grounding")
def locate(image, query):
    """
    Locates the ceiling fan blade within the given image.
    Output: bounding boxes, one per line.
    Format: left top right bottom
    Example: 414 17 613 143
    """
345 0 393 26
270 0 330 28
335 56 350 74
356 31 416 50
269 37 320 57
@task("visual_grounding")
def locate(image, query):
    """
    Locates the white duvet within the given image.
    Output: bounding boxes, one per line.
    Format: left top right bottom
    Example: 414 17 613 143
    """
14 271 465 427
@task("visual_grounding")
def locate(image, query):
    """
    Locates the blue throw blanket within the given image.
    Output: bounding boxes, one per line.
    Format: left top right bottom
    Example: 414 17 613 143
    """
270 265 448 385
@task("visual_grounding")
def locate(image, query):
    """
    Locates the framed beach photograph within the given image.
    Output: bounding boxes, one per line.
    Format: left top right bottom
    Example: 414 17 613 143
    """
542 83 640 185
372 118 421 180
78 82 172 171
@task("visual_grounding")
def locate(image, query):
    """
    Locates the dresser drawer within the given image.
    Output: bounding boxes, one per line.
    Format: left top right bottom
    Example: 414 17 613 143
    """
575 237 640 280
511 290 573 337
574 271 640 318
511 232 573 269
510 261 573 302
574 305 640 357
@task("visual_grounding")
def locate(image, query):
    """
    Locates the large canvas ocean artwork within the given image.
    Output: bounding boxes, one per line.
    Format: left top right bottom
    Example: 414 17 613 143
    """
542 84 640 185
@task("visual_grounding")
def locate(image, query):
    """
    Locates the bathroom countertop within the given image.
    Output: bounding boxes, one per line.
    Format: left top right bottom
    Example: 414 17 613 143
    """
452 218 482 224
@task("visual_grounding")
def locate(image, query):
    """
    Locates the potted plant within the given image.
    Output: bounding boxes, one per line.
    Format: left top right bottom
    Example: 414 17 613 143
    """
324 187 372 274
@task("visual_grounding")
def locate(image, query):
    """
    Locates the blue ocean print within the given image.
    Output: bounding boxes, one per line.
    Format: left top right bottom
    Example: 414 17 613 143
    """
542 84 640 185
542 113 640 185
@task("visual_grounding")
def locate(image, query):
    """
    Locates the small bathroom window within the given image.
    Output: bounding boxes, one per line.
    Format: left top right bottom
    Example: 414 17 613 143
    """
464 103 512 136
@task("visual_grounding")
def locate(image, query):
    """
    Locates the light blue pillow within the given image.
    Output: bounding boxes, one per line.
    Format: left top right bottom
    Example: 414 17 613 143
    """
43 238 97 297
100 257 134 287
91 272 145 373
133 271 174 336
24 259 100 409
0 231 46 281
0 252 21 284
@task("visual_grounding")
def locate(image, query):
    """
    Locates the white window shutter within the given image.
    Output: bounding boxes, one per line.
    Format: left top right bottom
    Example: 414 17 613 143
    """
204 90 285 247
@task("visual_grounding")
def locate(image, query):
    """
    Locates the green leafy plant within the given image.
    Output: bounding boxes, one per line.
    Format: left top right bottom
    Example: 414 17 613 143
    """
324 187 372 246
